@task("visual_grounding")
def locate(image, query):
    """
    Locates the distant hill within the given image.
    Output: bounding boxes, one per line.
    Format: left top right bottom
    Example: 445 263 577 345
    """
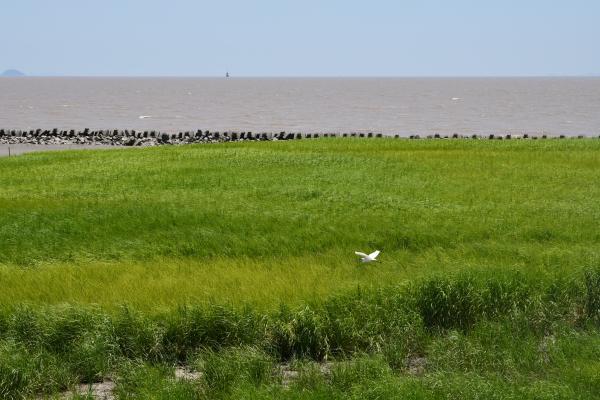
1 69 25 77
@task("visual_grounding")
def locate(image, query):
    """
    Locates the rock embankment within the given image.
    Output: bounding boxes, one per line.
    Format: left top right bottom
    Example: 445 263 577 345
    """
0 128 595 147
0 128 330 146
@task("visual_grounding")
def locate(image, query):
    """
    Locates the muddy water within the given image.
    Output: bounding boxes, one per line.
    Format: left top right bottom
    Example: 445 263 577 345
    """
1 77 599 136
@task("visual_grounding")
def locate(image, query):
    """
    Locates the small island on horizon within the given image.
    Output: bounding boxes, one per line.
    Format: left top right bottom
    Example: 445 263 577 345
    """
1 69 25 77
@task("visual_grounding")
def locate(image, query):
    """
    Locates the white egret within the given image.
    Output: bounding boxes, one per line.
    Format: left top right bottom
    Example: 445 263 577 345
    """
354 250 380 263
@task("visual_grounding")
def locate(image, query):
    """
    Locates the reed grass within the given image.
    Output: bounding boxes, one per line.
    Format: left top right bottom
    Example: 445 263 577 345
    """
0 139 598 308
0 269 597 398
0 139 599 398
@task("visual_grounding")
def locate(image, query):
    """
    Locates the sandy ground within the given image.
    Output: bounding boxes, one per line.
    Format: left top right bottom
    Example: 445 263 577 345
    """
0 144 120 157
39 358 423 398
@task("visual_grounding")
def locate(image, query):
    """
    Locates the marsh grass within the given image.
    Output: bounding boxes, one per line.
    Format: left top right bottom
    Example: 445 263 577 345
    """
114 362 198 400
195 347 274 395
0 139 599 308
0 140 599 398
584 268 600 322
0 269 598 398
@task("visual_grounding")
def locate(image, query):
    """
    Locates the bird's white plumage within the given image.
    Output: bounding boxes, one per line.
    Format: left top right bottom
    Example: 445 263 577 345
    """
355 250 381 263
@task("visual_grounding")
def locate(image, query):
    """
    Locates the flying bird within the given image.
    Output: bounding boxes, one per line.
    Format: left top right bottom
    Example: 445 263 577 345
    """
354 250 380 263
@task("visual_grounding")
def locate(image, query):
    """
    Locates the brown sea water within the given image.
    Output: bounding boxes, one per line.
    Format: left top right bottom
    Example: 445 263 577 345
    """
1 77 599 136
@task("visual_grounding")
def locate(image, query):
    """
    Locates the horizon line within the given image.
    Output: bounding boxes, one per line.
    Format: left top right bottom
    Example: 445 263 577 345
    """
3 74 600 78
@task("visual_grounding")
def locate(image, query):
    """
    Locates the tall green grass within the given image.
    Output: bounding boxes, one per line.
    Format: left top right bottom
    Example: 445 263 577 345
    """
1 139 599 398
0 269 598 398
0 139 598 307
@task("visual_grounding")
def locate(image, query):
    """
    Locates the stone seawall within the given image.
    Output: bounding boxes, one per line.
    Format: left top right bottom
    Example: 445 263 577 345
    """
0 128 596 147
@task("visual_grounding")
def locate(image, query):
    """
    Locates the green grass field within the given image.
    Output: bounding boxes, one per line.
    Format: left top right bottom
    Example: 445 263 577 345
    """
1 139 599 308
0 139 599 399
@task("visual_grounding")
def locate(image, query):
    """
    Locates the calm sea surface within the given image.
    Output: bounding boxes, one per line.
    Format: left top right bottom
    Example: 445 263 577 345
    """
1 77 599 136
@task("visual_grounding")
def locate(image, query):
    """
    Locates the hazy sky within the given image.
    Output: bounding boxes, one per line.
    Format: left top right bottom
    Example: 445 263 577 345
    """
2 0 599 76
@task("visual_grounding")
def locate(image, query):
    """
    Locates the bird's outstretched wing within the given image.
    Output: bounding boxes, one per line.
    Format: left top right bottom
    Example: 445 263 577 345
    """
355 251 368 258
368 250 380 259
